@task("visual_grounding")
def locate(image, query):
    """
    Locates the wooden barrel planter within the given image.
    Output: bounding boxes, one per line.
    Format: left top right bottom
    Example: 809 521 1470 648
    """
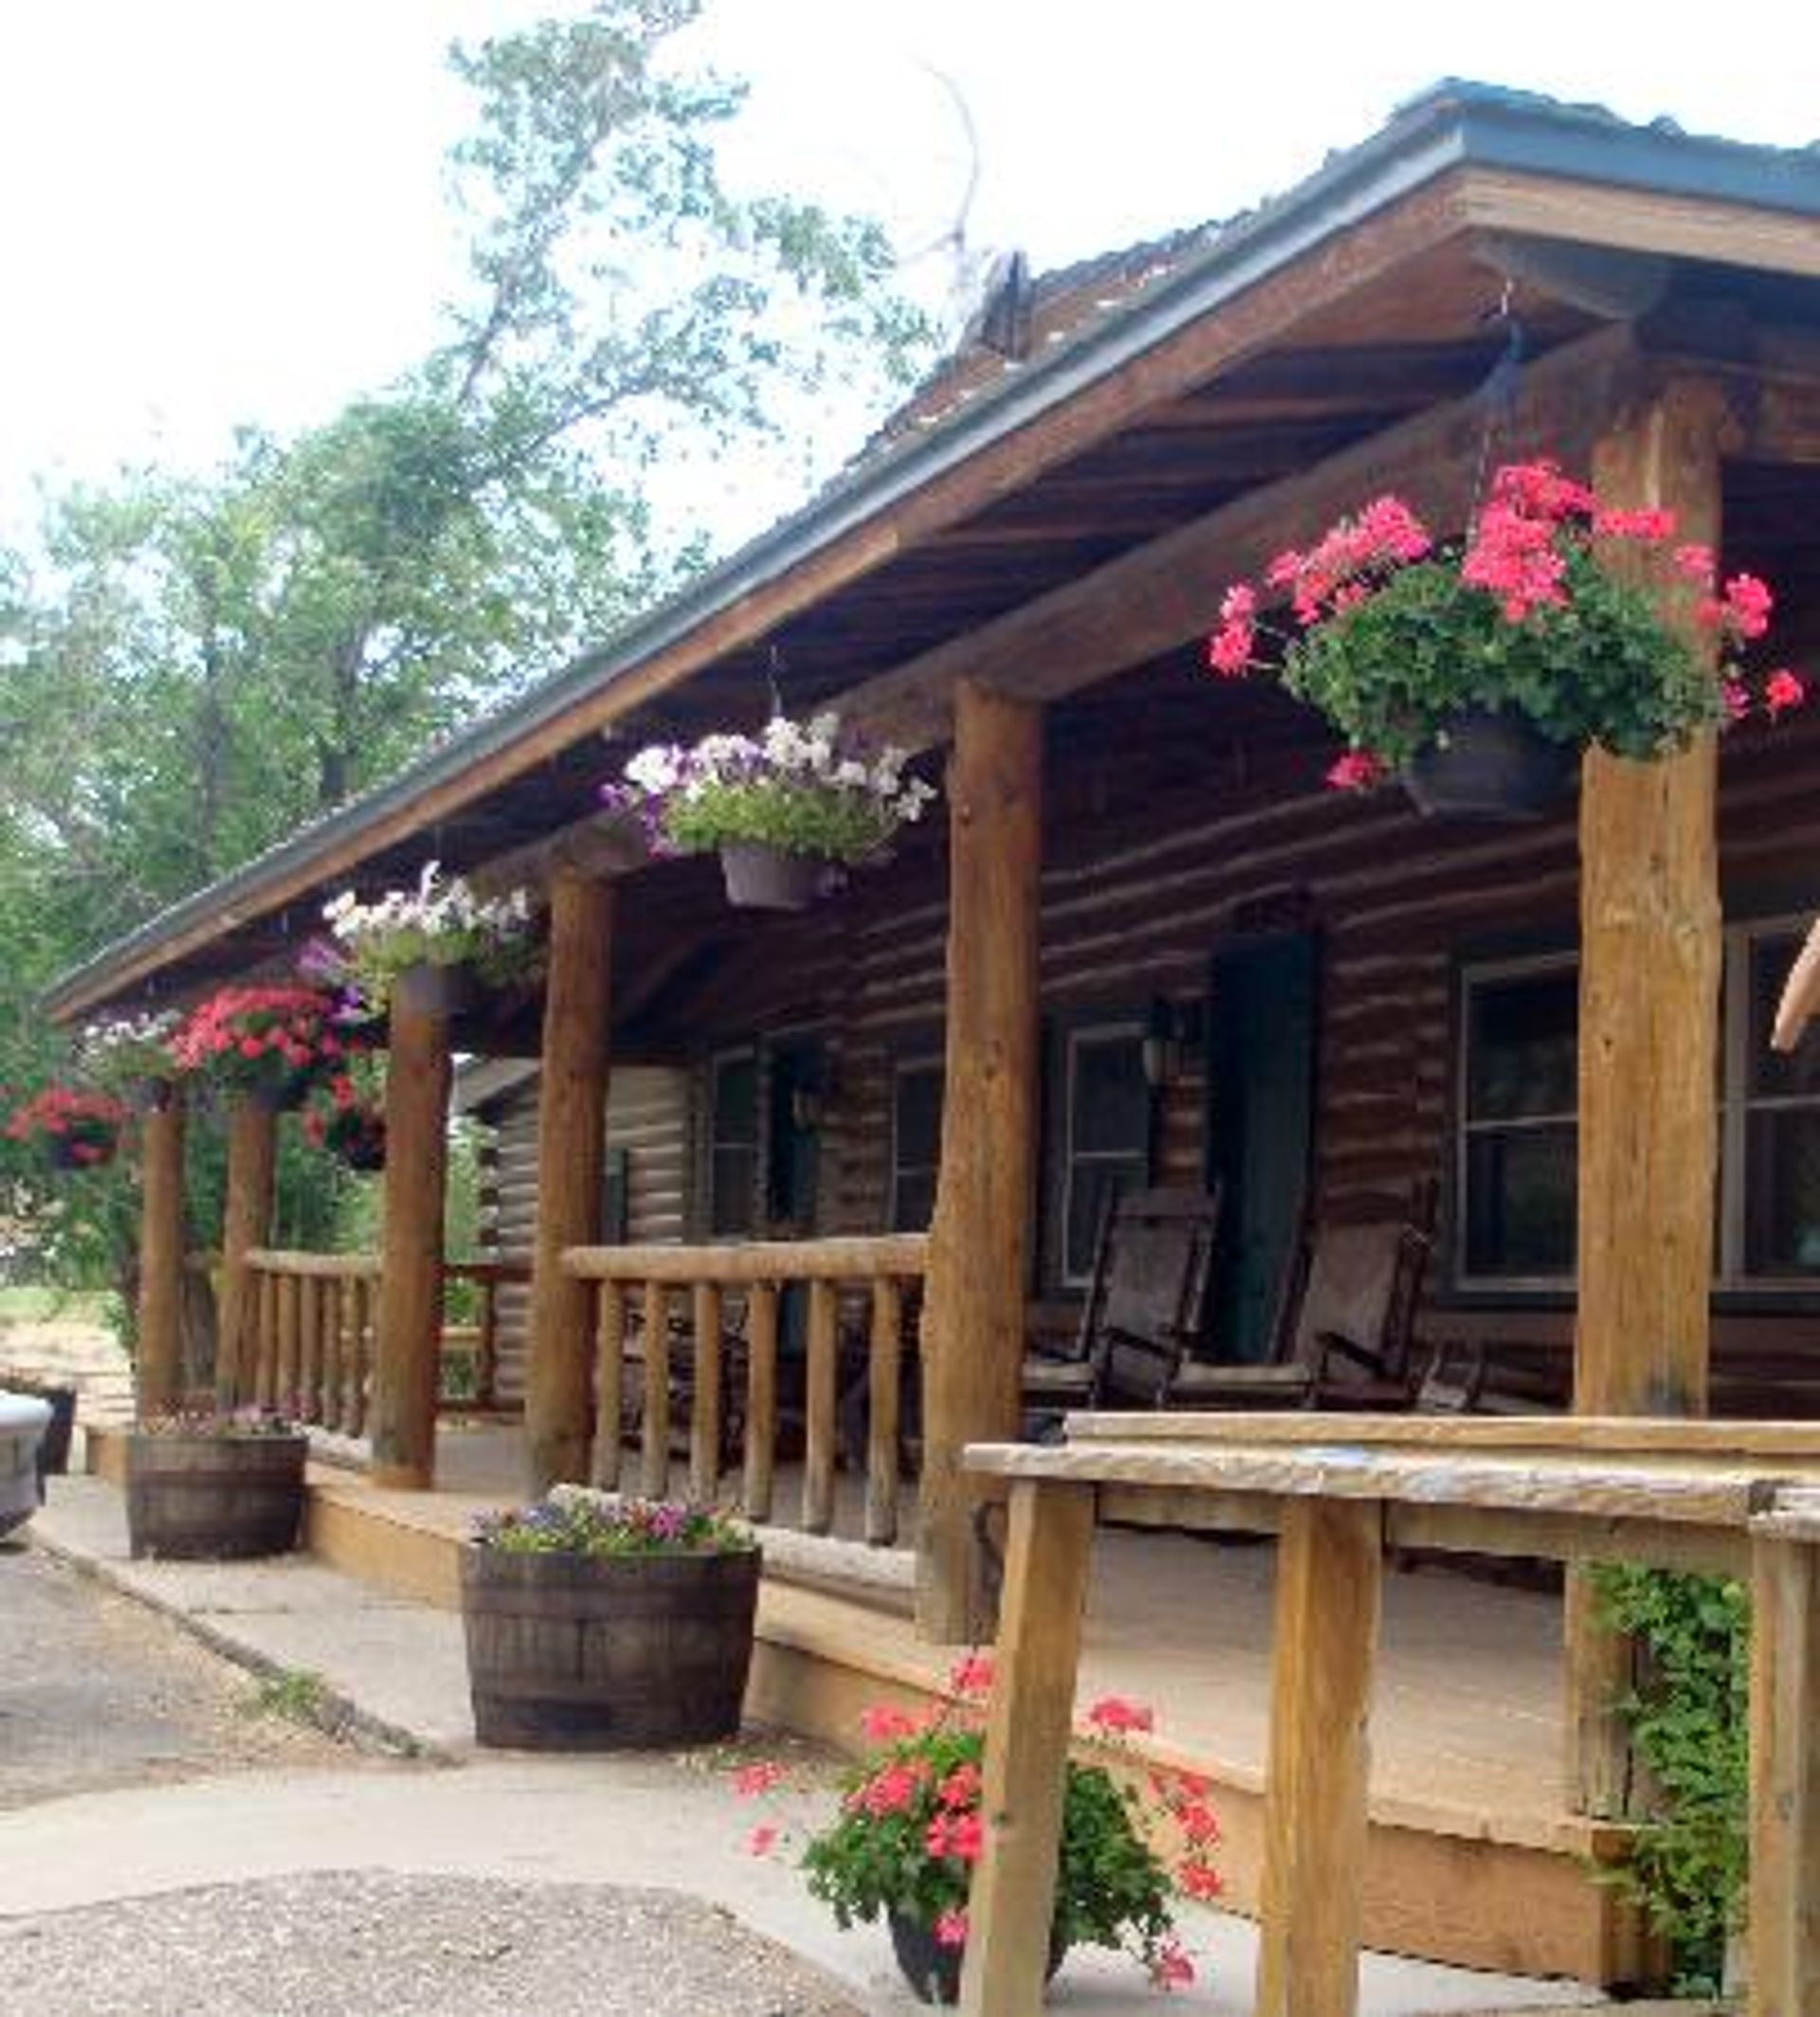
125 1431 308 1560
461 1544 761 1751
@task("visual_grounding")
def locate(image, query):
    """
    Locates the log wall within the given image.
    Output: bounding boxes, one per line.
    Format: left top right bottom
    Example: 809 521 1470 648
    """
476 678 1820 1380
476 1064 690 1399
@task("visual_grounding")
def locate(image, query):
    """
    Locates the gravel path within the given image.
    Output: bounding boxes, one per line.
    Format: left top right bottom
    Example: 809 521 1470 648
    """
0 1870 864 2016
0 1543 374 1808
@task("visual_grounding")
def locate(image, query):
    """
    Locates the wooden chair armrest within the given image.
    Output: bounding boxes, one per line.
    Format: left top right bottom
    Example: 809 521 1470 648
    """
1314 1329 1392 1377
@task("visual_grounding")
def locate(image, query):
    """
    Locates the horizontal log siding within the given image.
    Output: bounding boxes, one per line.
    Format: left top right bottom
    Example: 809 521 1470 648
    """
812 714 1820 1306
478 1064 691 1398
478 708 1820 1348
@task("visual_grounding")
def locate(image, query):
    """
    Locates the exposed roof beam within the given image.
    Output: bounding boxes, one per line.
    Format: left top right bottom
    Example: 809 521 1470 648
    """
844 321 1654 749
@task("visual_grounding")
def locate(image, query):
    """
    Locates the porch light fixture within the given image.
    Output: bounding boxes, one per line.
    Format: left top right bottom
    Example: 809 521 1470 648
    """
1142 1000 1195 1090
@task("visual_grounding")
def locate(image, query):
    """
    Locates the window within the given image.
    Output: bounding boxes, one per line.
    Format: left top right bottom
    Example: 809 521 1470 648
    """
1457 958 1578 1286
1458 919 1820 1290
1058 1023 1151 1286
888 1059 943 1232
707 1049 757 1238
1724 924 1820 1281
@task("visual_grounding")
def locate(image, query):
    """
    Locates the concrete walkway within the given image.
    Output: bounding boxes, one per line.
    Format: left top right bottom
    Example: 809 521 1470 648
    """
19 1475 1617 2015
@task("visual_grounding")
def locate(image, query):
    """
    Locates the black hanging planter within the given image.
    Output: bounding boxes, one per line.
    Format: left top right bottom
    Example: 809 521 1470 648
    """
718 843 832 911
1402 709 1577 821
391 959 482 1019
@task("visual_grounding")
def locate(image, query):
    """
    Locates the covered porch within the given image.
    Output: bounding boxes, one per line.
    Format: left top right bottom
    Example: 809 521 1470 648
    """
81 1406 1617 1982
48 86 1820 1989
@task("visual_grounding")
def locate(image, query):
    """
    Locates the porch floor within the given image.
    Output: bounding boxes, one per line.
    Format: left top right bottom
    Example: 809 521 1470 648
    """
271 1416 1634 1982
325 1418 1569 1838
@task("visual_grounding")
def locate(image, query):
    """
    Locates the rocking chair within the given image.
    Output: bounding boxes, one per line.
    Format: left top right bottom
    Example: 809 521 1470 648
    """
1165 1181 1436 1411
1019 1187 1223 1435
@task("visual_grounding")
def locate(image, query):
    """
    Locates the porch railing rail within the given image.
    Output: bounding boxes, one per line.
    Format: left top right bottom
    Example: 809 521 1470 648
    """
242 1249 380 1432
561 1233 929 1545
237 1250 531 1428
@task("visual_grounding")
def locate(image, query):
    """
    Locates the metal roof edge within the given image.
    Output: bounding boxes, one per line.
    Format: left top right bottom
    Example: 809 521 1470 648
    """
46 82 1820 1019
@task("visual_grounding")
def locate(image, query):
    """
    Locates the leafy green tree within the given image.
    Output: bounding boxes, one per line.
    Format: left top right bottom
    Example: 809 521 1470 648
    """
0 0 934 1307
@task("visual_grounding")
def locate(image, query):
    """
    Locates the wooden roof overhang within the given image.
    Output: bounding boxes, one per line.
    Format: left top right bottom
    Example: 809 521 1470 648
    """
45 82 1820 1027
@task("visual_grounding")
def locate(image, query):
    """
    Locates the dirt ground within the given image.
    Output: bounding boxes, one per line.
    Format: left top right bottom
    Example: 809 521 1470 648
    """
0 1544 383 1811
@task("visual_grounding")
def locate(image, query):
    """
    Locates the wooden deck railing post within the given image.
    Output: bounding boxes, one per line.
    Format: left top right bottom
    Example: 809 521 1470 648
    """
690 1281 724 1503
867 1278 904 1546
744 1282 779 1522
1750 1525 1820 2013
526 872 616 1494
958 1479 1095 2017
803 1279 838 1535
215 1094 277 1408
590 1281 626 1491
919 680 1043 1642
642 1281 670 1498
1570 379 1727 1815
136 1089 187 1418
1255 1498 1383 2017
371 994 452 1488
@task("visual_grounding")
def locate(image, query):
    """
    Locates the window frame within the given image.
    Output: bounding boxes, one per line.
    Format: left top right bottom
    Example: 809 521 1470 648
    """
886 1052 944 1234
704 1045 759 1241
1453 951 1581 1295
1454 916 1820 1296
1720 911 1820 1289
1056 1016 1152 1292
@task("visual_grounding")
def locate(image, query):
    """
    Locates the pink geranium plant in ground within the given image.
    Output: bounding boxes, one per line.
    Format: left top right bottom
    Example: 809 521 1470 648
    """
732 1652 1213 1997
1207 459 1805 790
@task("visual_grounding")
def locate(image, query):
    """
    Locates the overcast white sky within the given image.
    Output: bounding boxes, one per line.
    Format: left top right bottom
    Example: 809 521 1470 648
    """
0 0 1815 538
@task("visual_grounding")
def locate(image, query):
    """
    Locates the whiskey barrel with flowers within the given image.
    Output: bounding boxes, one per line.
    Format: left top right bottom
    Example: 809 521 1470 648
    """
462 1491 759 1750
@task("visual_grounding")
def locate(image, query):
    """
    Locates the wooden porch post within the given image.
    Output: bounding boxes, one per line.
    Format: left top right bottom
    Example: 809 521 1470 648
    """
918 680 1043 1643
1569 378 1727 1814
371 995 452 1488
215 1093 277 1408
525 873 614 1494
136 1089 187 1418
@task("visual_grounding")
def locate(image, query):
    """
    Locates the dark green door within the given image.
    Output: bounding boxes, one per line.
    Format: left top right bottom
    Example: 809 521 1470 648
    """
1206 933 1319 1364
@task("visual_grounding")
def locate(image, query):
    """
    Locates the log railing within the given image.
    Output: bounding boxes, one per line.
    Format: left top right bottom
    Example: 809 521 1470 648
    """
242 1250 380 1432
236 1251 531 1429
561 1233 929 1544
960 1414 1820 2016
441 1259 531 1412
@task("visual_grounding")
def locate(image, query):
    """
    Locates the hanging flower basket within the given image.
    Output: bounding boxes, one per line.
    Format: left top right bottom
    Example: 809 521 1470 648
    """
47 1133 118 1172
604 712 935 911
718 842 833 911
1206 460 1807 811
75 1009 185 1107
5 1086 128 1172
1400 708 1579 820
169 985 352 1108
300 1062 387 1172
320 863 537 1012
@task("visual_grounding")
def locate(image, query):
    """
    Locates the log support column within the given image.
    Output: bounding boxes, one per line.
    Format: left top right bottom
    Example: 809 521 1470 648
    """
918 680 1043 1644
136 1089 187 1418
215 1094 277 1408
1569 378 1728 1814
525 874 615 1494
371 996 452 1488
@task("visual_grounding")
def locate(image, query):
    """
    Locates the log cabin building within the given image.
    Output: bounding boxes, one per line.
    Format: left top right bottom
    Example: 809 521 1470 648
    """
47 82 1820 1982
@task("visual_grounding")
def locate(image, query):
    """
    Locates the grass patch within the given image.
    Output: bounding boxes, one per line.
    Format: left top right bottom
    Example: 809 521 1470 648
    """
0 1285 121 1326
241 1667 334 1729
